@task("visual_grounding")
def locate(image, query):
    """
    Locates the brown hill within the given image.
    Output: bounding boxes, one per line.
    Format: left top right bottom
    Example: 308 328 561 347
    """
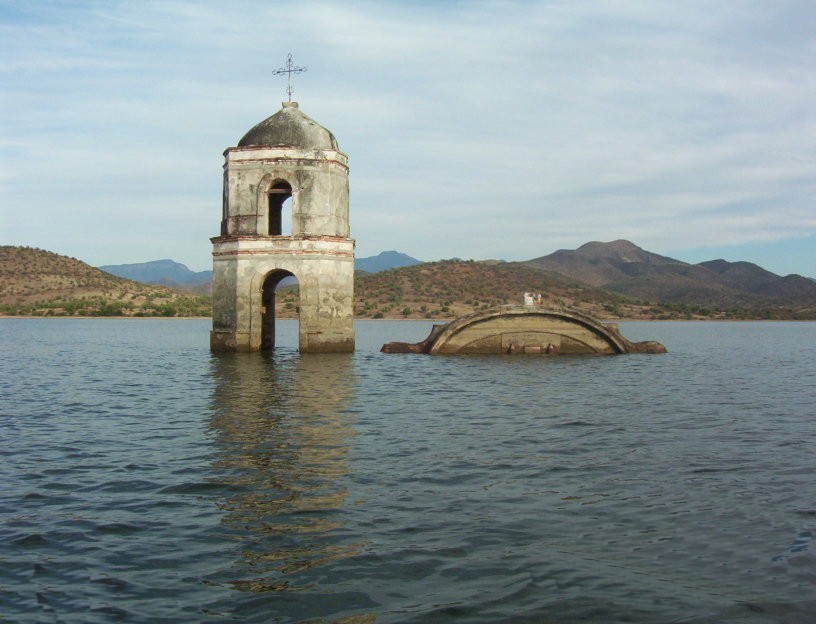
0 246 211 317
346 259 674 320
5 244 813 321
698 259 779 291
523 240 683 287
522 240 816 314
699 259 816 300
202 258 674 321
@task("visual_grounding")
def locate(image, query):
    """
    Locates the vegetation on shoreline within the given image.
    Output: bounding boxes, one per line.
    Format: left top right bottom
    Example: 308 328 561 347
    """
0 246 210 317
1 294 211 318
280 259 816 321
3 246 814 320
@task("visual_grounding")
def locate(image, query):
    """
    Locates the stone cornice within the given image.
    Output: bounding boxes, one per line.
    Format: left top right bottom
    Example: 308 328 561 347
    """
223 145 348 169
211 234 355 258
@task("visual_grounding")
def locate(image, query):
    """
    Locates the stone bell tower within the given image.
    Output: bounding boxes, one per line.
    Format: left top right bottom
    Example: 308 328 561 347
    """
210 101 355 352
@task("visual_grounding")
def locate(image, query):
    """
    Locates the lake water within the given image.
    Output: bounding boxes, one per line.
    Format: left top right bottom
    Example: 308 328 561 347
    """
1 319 815 623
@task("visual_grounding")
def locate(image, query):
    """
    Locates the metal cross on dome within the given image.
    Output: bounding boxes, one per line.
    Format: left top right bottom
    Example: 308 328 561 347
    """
273 53 307 102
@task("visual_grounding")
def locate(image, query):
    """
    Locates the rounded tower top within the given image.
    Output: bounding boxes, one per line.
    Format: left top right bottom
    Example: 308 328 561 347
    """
237 102 339 150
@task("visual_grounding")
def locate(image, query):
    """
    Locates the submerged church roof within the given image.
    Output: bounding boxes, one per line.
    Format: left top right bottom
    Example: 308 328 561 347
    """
237 102 339 150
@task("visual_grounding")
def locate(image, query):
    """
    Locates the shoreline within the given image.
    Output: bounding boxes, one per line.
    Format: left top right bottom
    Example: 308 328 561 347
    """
0 315 212 320
1 315 814 323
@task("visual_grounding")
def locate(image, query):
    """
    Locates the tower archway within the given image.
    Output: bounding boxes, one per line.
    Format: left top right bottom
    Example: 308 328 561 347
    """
261 269 299 351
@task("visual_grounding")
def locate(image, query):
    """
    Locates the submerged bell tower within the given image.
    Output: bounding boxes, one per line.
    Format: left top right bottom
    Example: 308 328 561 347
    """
210 100 355 352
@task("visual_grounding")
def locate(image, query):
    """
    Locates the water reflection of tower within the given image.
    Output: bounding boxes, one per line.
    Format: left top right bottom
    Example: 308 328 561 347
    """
208 352 359 593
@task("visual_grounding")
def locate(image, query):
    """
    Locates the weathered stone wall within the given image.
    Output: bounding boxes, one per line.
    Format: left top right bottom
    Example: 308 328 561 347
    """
381 306 666 355
210 236 355 352
222 147 349 238
430 312 623 355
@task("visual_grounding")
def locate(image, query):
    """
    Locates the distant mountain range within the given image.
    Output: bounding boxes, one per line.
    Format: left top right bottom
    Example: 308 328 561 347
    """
97 242 815 313
99 251 425 292
356 250 422 273
98 259 213 290
520 240 816 307
4 243 816 319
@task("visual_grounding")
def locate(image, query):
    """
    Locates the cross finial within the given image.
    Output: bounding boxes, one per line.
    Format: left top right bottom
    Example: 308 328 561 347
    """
272 53 307 102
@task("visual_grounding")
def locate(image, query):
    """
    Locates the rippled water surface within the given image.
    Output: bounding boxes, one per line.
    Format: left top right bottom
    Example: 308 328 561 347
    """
2 319 815 623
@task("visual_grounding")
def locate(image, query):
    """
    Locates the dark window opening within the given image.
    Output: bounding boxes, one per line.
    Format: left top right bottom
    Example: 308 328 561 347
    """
268 181 293 236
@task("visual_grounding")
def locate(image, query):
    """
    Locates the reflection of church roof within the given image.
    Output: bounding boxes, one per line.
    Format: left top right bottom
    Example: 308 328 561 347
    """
237 102 339 150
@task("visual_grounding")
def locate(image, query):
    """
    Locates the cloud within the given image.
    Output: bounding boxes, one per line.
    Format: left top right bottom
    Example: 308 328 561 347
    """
1 0 814 276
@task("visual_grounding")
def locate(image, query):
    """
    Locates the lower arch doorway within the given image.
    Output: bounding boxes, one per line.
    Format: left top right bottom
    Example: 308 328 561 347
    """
261 270 299 351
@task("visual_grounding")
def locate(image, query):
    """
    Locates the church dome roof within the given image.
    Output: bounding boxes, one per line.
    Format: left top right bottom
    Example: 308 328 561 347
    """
237 102 339 150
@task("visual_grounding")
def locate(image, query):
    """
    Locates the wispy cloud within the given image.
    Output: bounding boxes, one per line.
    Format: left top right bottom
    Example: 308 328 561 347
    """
1 0 814 275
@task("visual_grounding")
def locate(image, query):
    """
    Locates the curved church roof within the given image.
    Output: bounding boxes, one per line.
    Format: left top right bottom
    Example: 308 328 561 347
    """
237 102 339 150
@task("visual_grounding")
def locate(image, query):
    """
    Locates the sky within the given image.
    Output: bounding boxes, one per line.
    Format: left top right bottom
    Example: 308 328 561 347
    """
1 1 815 276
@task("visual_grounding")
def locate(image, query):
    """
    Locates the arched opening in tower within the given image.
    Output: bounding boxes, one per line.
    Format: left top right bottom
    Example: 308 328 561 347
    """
268 181 293 236
261 269 299 351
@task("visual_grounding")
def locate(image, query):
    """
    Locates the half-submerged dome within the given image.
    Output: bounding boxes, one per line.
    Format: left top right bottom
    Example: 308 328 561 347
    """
237 102 339 150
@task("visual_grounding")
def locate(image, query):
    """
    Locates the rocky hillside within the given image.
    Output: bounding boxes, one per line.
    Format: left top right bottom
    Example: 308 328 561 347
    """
4 244 814 321
347 259 670 320
522 240 816 315
272 259 668 321
523 240 682 287
0 246 211 317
